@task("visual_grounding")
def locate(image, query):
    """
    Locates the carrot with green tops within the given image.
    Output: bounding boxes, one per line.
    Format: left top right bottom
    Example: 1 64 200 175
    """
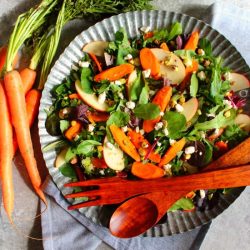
140 47 160 76
110 124 140 162
132 162 165 179
143 86 172 133
0 81 14 221
184 31 200 50
4 71 46 204
94 63 134 82
0 46 19 72
159 138 186 167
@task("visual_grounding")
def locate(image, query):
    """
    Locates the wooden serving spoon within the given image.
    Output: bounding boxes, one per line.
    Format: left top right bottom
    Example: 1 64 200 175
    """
109 138 250 238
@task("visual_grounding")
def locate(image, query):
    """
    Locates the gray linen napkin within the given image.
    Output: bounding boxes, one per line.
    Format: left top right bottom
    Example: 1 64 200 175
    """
41 2 250 250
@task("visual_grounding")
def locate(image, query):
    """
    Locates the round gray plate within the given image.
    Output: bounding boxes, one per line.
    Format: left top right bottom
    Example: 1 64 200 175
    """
38 10 250 237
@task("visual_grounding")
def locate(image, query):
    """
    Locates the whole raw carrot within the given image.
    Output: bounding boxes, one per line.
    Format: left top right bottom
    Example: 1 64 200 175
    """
19 68 37 94
0 46 19 72
0 81 14 221
4 70 46 204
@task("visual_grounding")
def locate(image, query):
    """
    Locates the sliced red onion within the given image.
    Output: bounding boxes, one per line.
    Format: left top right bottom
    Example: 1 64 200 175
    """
76 104 89 124
144 137 160 160
104 52 114 67
163 77 172 86
228 94 247 108
176 35 183 50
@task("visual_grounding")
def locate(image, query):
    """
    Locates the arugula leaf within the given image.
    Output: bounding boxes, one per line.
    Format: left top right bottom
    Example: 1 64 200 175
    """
59 163 77 179
138 86 149 104
80 67 93 94
76 140 101 155
174 49 196 61
199 38 212 56
134 103 160 120
163 111 187 139
143 29 168 45
195 108 236 131
60 120 70 133
129 71 144 101
167 22 182 41
168 197 194 211
190 73 198 97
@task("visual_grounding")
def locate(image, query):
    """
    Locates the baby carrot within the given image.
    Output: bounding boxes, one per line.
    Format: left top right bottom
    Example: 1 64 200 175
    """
184 31 200 51
0 81 14 221
4 70 46 204
140 48 160 76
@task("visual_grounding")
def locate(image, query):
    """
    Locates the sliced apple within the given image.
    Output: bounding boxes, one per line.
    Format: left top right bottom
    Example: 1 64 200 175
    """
181 97 199 122
235 114 250 132
75 80 109 112
103 137 125 171
82 41 109 57
55 148 68 168
126 70 137 99
229 72 250 92
150 48 185 84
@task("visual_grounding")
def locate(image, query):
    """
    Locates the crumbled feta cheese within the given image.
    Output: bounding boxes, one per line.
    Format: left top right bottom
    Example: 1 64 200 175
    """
106 141 114 149
142 69 151 78
135 126 140 133
88 124 95 132
197 71 206 80
169 139 176 145
71 64 79 71
122 126 128 132
160 111 164 116
114 80 122 85
206 113 215 118
200 131 206 139
185 146 195 155
79 61 90 68
124 54 133 60
163 127 169 136
175 103 184 112
163 164 172 171
140 129 145 135
183 58 193 67
199 151 203 156
214 128 221 135
223 99 233 108
197 48 205 56
126 101 136 109
140 26 151 33
154 122 164 130
224 72 232 81
200 189 206 199
157 141 162 147
118 92 124 99
98 91 106 104
99 170 105 175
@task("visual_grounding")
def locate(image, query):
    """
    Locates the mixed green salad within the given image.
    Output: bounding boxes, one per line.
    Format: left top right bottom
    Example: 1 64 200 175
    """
44 22 250 211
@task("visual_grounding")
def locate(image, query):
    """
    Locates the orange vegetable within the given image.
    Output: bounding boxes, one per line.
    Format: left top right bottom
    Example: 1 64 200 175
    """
65 121 82 141
184 31 200 51
128 130 161 163
87 111 109 123
140 48 160 76
0 81 14 221
94 64 134 82
19 67 37 95
0 46 19 72
3 70 46 204
143 86 172 133
159 138 186 167
160 42 170 51
109 124 140 162
69 93 81 99
131 162 165 179
89 53 102 72
214 141 228 158
91 158 108 169
144 31 154 39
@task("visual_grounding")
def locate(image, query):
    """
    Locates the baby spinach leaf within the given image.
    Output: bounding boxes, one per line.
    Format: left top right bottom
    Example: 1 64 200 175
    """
167 22 182 41
80 67 93 94
134 103 160 120
163 111 187 139
138 86 149 104
76 140 101 155
129 72 144 101
168 197 194 211
60 120 70 133
190 73 198 97
59 163 77 178
65 147 77 162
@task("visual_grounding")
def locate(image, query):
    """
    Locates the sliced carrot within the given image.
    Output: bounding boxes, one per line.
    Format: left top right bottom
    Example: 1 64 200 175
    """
87 111 109 122
19 68 37 95
144 31 154 39
65 121 82 141
3 70 46 204
91 157 108 169
159 138 186 167
140 48 160 76
89 52 102 72
0 81 14 221
128 130 161 163
160 42 170 51
69 93 81 99
94 64 134 82
184 31 200 51
143 86 172 133
131 162 165 179
109 124 140 162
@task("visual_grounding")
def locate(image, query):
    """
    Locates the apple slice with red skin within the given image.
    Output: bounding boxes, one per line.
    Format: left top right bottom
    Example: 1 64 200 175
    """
75 80 109 112
181 97 199 122
235 114 250 132
126 70 137 100
229 72 250 92
103 136 125 171
82 41 109 57
150 48 186 84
